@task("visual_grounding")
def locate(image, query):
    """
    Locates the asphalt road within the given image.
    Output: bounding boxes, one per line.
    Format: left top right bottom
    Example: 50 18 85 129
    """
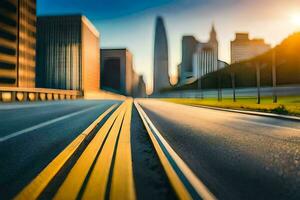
0 100 120 199
138 99 300 200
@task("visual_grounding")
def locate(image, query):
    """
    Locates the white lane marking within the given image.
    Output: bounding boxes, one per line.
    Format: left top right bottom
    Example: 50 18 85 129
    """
135 100 217 200
0 105 102 143
0 101 72 110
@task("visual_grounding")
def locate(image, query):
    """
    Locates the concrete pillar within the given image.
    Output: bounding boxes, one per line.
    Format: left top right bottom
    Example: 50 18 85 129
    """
47 93 53 101
16 92 24 102
40 93 46 101
59 94 65 100
28 93 36 101
53 94 59 100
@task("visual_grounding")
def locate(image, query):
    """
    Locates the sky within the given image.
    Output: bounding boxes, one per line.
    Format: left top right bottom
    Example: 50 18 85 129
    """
37 0 300 93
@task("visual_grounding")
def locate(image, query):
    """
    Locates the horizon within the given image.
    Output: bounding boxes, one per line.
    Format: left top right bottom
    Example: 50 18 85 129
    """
37 0 300 93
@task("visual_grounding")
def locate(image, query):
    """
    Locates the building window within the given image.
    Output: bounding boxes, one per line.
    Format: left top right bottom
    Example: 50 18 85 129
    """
0 29 17 41
0 13 17 27
0 46 16 55
0 1 17 12
0 61 16 70
0 77 16 84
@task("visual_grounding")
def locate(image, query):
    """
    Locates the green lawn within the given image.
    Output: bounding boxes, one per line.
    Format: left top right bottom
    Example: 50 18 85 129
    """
161 96 300 116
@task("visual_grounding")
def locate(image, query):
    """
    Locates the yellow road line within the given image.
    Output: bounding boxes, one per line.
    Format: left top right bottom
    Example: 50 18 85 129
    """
134 101 192 200
14 104 118 200
53 102 126 200
81 100 129 200
134 100 217 200
109 98 136 200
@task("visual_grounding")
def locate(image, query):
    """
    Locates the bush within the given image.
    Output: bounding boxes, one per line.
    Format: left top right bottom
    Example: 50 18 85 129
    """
271 105 289 115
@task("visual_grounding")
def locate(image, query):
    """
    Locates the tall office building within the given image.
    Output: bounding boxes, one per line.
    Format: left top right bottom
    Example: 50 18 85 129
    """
100 48 134 96
153 16 170 93
231 33 271 64
36 15 100 93
132 71 146 98
193 25 220 78
0 0 36 87
180 36 198 84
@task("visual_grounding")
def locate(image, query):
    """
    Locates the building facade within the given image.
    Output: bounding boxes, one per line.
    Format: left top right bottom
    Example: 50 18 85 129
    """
231 33 271 64
36 15 100 93
192 25 220 79
0 0 36 87
180 36 198 84
153 16 170 93
100 48 134 96
132 71 146 98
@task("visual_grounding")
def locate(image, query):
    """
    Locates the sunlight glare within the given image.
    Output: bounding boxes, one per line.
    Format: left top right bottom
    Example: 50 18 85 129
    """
291 14 300 26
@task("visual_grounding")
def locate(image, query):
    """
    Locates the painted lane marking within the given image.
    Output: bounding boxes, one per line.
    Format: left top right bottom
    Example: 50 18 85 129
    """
14 104 118 200
81 100 129 200
0 104 108 143
0 101 69 110
135 100 217 200
109 99 136 200
53 102 126 200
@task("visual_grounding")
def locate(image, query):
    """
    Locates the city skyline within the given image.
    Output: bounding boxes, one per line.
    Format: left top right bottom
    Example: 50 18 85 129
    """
37 0 300 92
1 1 300 200
37 0 300 93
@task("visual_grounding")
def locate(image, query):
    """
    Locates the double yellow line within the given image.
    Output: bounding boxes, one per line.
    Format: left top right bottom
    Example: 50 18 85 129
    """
15 98 216 200
15 99 135 200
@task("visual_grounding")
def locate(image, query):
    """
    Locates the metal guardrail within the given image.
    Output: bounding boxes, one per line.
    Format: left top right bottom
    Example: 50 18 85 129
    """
0 87 82 102
152 86 300 99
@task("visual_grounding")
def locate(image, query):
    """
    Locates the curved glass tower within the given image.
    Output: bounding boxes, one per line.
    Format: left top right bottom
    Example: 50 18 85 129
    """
153 16 170 93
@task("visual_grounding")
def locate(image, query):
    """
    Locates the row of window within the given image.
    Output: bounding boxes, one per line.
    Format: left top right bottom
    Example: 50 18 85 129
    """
0 28 17 41
0 45 16 56
0 1 17 13
20 1 36 15
0 77 16 84
20 11 36 27
0 13 17 27
20 24 36 38
0 61 16 70
19 50 35 61
20 39 36 49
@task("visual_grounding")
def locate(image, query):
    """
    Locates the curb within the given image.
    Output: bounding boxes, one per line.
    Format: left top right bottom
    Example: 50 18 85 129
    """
188 104 300 122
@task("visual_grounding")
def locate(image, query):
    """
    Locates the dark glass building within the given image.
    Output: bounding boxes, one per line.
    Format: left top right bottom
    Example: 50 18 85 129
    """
0 0 36 87
100 49 134 96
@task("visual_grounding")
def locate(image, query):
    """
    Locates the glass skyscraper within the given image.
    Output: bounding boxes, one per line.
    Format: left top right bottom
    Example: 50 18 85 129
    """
153 16 170 94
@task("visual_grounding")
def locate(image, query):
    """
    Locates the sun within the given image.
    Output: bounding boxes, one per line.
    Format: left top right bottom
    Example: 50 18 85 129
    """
291 14 300 26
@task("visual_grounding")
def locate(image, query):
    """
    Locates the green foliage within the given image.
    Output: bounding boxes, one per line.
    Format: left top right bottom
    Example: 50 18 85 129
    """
162 96 300 116
271 105 289 115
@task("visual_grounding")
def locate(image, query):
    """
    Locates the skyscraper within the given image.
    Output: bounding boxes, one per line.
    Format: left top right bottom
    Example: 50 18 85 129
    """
36 15 100 93
193 24 220 79
231 33 271 64
153 16 170 93
180 36 198 84
0 0 36 87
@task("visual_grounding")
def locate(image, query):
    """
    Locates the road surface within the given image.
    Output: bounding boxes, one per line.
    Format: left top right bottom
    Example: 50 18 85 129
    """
138 99 300 200
1 99 299 200
0 100 120 199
